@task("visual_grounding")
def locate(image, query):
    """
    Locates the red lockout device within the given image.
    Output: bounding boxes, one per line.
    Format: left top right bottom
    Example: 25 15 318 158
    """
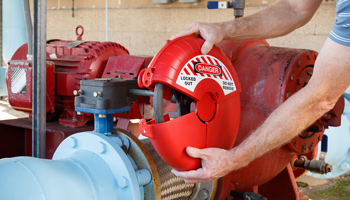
139 35 241 171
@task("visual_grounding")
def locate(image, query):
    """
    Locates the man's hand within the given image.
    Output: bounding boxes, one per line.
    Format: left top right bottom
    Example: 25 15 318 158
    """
170 22 226 55
171 146 235 183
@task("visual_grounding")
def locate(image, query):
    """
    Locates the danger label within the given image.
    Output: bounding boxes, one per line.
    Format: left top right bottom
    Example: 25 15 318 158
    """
176 55 236 95
194 62 222 76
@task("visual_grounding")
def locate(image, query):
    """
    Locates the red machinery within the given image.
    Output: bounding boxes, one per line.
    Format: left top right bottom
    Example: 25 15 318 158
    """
1 31 344 199
138 37 343 199
7 26 130 127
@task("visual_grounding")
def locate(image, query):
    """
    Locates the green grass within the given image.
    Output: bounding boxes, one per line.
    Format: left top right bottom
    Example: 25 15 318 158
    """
310 179 350 200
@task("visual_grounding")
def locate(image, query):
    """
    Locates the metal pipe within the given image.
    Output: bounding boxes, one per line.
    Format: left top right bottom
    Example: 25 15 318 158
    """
232 0 245 18
23 0 33 58
2 0 27 63
293 156 333 174
0 132 150 200
154 83 165 123
129 88 154 97
129 88 176 103
32 0 46 158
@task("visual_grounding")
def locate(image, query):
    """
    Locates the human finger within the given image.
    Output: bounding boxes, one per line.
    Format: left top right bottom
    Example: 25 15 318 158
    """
186 146 206 159
201 40 214 55
171 168 206 183
170 22 200 40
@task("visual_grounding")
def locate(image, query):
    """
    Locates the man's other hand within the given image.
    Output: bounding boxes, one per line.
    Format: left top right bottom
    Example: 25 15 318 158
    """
170 22 226 55
171 146 234 183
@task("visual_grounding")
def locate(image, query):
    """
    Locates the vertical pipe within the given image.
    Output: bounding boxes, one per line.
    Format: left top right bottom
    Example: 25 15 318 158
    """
32 0 46 158
23 0 33 58
2 0 27 63
105 0 108 41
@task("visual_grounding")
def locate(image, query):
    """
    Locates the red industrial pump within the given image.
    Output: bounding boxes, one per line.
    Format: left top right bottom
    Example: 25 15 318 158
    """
0 28 344 200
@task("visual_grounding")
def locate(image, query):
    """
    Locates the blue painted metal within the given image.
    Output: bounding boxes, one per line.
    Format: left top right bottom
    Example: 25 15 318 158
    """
207 1 220 9
2 0 27 63
0 132 152 200
75 106 130 115
94 114 114 133
308 89 350 178
75 106 131 134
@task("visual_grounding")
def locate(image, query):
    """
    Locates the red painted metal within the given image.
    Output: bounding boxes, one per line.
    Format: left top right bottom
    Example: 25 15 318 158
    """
7 28 130 127
102 55 154 120
0 118 93 159
139 35 241 171
6 60 55 117
213 40 344 199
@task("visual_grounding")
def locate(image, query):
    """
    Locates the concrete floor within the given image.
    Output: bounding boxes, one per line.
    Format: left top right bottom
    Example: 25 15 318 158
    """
0 97 28 120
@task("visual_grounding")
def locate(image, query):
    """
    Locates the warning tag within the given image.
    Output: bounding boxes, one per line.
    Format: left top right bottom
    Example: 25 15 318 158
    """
176 55 236 95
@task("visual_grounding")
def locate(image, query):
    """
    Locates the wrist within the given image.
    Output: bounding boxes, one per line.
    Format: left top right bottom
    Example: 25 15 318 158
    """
220 20 237 40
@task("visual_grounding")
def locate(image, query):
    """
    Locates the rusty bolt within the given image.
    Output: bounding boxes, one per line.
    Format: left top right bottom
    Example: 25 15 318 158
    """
297 60 302 67
302 145 308 153
326 165 333 173
307 52 311 60
286 92 291 98
310 142 314 150
293 140 297 147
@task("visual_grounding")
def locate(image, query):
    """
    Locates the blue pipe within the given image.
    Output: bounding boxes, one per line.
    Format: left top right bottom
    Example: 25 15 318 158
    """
0 132 151 200
2 0 27 63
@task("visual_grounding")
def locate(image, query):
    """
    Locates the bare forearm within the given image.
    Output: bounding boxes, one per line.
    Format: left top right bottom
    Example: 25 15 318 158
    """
229 86 326 168
221 0 322 41
228 38 350 170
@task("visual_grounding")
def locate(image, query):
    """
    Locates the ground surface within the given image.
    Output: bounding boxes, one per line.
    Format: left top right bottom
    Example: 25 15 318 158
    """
298 174 350 200
1 98 350 199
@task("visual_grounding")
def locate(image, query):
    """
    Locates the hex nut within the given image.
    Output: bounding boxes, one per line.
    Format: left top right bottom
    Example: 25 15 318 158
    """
198 189 209 200
117 176 129 189
341 162 350 171
98 142 106 154
67 137 77 148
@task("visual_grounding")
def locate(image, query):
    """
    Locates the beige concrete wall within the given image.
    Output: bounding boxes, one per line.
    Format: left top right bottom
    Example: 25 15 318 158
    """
45 0 336 56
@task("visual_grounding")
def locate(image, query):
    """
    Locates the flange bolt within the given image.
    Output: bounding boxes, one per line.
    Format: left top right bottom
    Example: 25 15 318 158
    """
73 90 83 95
93 91 103 97
198 189 209 200
136 169 152 186
117 176 129 189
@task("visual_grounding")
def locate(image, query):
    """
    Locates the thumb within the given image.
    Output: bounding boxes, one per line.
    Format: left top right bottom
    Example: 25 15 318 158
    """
186 147 203 158
201 41 214 55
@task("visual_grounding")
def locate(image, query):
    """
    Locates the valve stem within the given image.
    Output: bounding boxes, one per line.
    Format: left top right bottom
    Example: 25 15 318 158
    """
293 156 333 174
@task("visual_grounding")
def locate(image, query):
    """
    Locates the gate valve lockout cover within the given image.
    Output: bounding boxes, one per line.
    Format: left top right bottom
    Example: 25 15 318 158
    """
139 35 241 171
